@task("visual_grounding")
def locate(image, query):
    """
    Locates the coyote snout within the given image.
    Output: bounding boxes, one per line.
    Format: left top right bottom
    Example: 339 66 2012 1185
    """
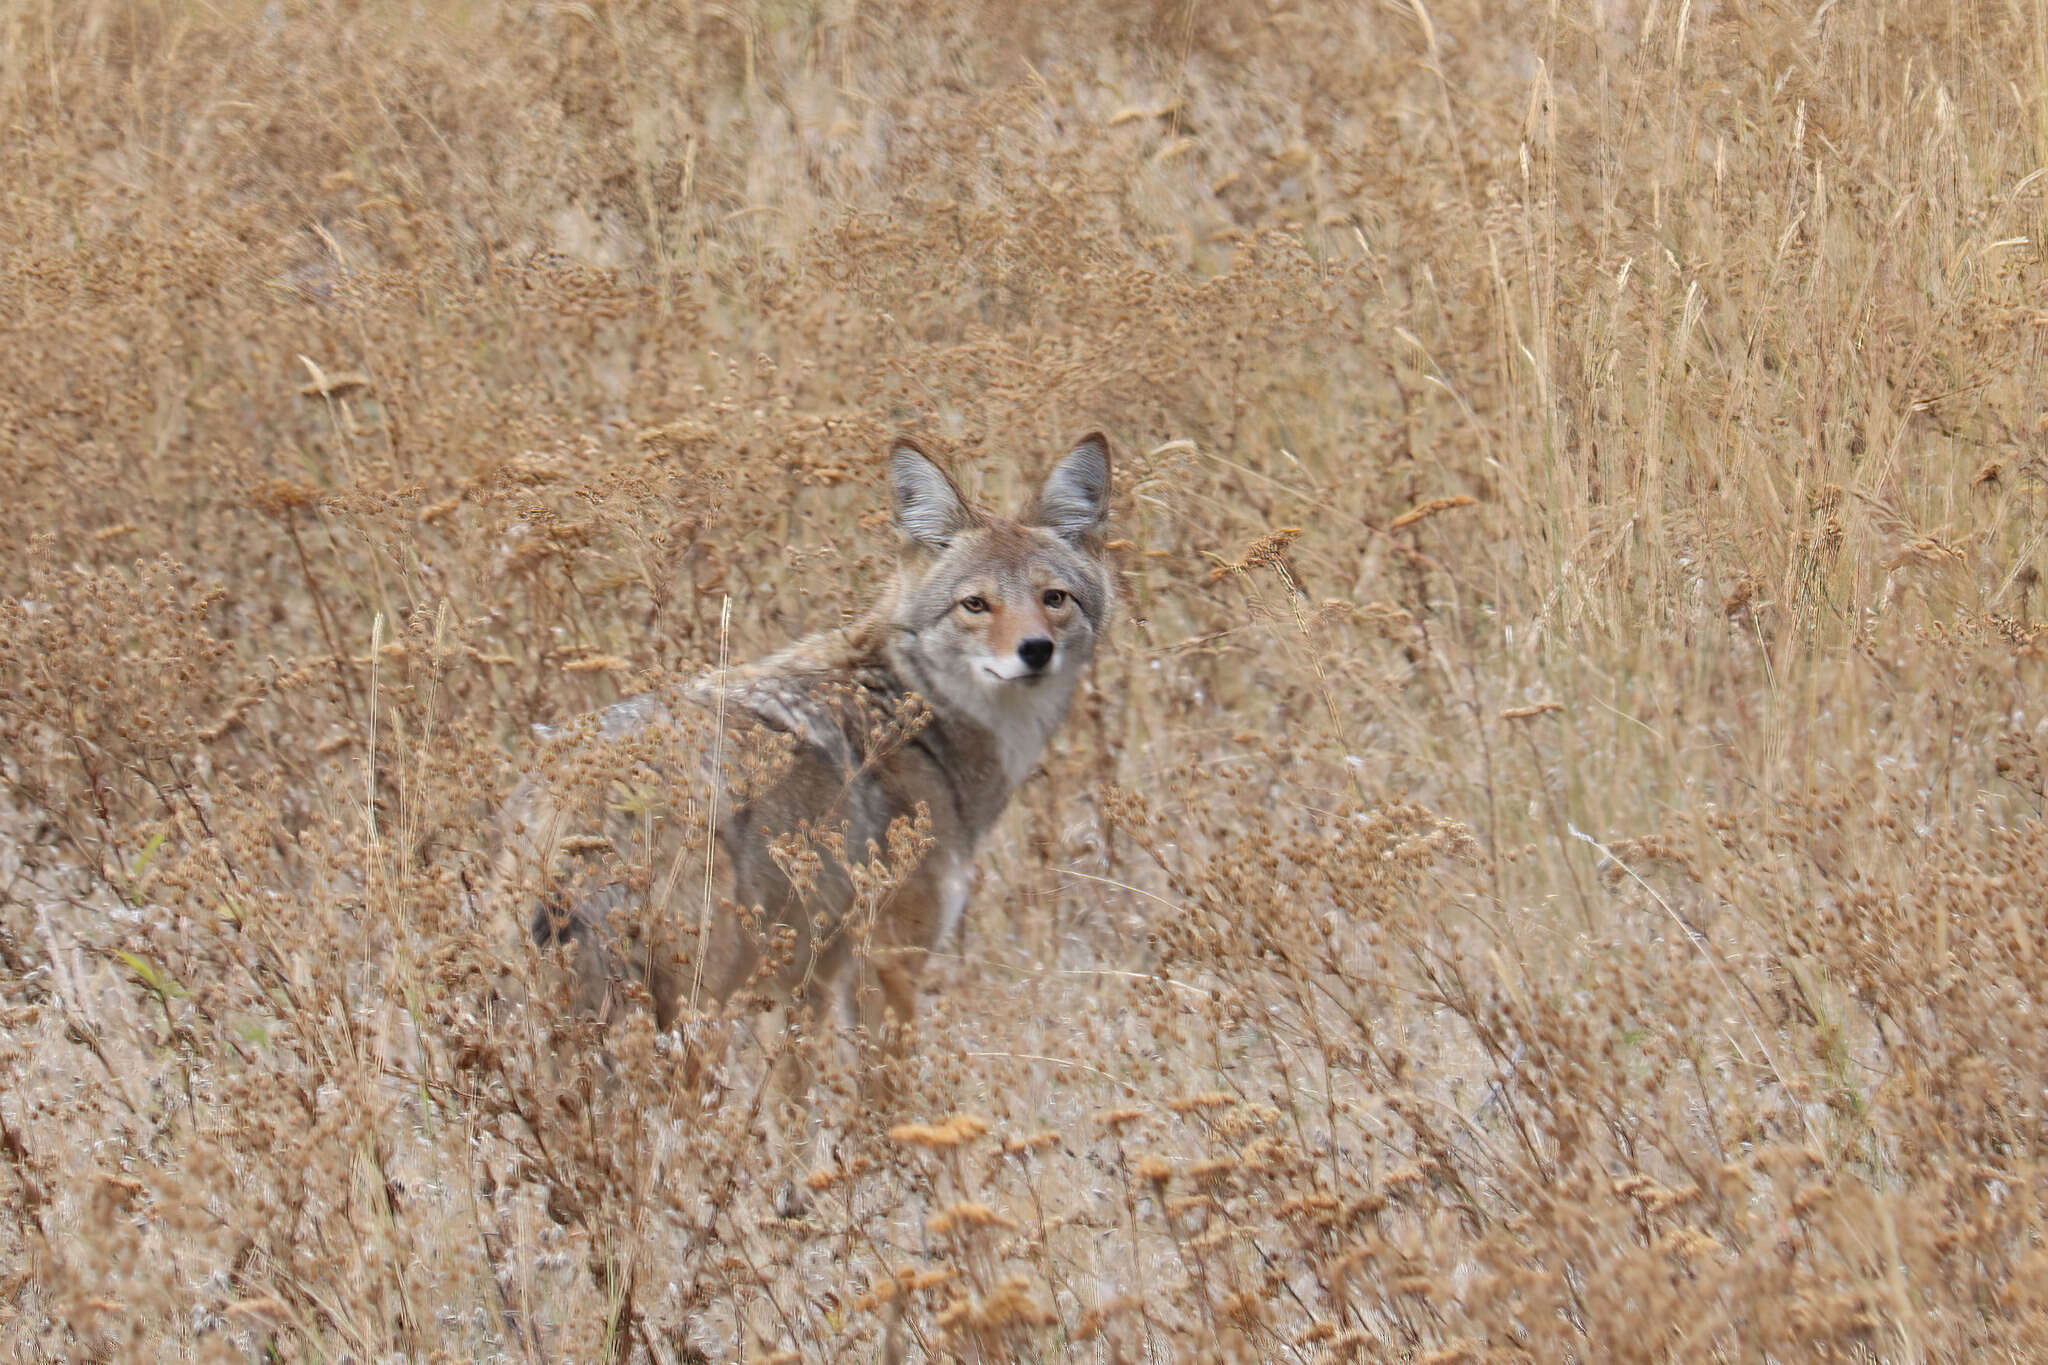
963 588 1068 681
495 433 1114 1082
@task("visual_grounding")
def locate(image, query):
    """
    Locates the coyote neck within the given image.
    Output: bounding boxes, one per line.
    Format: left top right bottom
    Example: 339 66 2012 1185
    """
910 683 1067 835
736 613 1064 836
873 619 1075 835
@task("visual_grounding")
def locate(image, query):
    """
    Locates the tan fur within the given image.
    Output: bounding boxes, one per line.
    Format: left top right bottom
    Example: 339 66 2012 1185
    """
493 434 1113 1071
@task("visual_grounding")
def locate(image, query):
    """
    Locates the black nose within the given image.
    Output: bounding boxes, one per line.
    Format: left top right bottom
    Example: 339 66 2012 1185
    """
1017 637 1054 671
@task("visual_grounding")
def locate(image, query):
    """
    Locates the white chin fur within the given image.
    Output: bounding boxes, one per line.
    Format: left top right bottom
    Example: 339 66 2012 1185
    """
978 654 1054 682
946 656 1079 786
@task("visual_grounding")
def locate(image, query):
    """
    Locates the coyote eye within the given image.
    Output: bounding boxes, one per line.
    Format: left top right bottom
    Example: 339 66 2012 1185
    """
959 595 990 614
1041 589 1068 608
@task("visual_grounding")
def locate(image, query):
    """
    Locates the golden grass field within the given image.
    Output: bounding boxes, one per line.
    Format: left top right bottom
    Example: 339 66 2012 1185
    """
5 0 2048 1359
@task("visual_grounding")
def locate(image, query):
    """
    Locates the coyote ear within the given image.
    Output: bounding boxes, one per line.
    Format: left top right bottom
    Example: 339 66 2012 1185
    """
891 440 976 551
1029 432 1111 546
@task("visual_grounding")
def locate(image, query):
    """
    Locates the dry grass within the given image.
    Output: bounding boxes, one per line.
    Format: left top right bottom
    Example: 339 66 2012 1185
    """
3 0 2048 1359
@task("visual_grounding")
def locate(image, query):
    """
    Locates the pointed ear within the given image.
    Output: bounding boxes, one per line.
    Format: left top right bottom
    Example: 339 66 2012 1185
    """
890 439 976 551
1027 432 1111 546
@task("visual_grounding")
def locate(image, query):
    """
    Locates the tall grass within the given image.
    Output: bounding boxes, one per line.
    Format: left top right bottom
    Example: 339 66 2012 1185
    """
3 0 2046 1358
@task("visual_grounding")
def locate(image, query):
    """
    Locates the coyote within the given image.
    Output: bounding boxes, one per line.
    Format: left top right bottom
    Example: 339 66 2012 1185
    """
496 434 1112 1060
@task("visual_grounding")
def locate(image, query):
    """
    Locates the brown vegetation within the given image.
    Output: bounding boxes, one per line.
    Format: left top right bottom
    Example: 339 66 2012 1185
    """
4 0 2047 1359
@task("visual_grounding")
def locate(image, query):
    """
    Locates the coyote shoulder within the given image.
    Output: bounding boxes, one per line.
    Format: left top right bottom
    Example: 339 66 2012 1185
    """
497 434 1113 1041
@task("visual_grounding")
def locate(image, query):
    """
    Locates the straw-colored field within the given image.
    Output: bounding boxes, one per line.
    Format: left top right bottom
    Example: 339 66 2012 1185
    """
4 1 2047 1359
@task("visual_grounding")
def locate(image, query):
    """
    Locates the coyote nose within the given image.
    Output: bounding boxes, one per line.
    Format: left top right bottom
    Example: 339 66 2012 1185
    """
1017 637 1054 672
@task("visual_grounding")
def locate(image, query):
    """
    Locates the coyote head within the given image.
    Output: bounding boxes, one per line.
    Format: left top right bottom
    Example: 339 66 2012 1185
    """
887 435 1113 781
